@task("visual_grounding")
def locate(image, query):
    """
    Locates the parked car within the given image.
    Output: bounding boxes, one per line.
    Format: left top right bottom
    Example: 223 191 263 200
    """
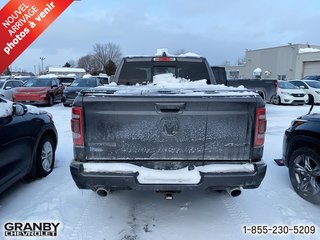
271 80 307 105
0 79 24 100
289 80 320 104
62 78 103 106
13 78 64 106
57 76 77 86
303 75 320 81
0 98 58 194
283 103 320 204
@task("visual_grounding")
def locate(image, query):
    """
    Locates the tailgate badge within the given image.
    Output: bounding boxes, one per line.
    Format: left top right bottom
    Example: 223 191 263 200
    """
161 118 179 137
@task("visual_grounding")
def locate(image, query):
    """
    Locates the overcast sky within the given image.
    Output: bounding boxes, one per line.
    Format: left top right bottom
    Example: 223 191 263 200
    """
1 0 320 73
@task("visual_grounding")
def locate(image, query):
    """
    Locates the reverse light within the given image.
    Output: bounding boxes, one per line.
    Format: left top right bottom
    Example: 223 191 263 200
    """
254 107 267 147
71 107 84 146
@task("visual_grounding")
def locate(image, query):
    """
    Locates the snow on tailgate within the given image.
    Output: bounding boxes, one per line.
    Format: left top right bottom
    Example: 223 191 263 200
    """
83 163 255 184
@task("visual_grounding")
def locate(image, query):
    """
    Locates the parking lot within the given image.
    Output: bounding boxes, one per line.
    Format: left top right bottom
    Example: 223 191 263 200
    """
0 103 319 240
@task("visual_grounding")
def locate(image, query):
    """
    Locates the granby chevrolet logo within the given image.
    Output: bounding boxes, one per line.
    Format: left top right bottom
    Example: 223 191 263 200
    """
4 222 61 237
0 0 74 73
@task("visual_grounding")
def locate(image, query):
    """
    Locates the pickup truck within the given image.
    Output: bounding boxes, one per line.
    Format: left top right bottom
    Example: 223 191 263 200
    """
70 53 267 198
211 66 277 103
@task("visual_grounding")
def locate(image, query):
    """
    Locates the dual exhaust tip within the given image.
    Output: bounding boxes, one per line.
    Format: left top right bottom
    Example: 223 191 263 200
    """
95 187 242 198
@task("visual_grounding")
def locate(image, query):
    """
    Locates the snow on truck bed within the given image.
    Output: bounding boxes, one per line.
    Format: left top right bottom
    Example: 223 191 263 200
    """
92 73 257 97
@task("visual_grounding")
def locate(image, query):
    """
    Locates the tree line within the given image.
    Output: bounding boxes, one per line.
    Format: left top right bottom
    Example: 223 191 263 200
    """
77 42 122 76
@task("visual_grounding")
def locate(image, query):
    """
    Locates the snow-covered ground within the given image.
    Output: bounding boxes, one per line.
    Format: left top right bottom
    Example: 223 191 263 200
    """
0 103 320 240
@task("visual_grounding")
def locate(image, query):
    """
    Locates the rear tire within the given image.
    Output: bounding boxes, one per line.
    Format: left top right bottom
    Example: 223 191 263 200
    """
289 148 320 204
35 135 55 178
272 95 281 105
307 94 314 105
48 95 54 106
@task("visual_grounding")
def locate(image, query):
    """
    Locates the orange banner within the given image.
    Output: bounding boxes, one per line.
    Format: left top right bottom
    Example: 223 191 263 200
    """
0 0 73 73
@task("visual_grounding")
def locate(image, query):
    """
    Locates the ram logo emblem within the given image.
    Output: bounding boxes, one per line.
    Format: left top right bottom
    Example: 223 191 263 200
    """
161 118 179 137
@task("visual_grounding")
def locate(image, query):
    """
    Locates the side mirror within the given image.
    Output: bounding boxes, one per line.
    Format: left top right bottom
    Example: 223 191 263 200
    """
12 103 28 116
4 86 12 90
299 86 305 89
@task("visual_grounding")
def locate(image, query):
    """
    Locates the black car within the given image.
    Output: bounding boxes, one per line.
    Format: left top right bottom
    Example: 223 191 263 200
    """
0 98 58 194
62 78 103 106
283 107 320 204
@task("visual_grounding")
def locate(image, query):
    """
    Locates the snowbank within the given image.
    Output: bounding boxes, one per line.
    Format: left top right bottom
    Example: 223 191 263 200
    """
299 48 320 54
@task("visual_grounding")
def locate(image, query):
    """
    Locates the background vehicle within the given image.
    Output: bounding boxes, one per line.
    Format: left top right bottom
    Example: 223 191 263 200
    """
290 80 320 104
62 78 103 106
0 79 23 100
303 75 320 81
13 78 64 106
0 98 58 194
271 80 307 105
211 66 277 103
57 76 77 86
283 105 320 204
70 53 267 197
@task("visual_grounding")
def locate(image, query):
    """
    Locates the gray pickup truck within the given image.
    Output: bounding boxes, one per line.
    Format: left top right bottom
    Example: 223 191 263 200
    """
70 54 267 198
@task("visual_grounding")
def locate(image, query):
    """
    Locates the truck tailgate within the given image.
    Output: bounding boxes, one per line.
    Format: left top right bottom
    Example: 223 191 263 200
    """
82 94 256 162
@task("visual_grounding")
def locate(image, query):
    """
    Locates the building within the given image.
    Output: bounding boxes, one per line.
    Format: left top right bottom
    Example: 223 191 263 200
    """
223 44 320 80
47 67 86 76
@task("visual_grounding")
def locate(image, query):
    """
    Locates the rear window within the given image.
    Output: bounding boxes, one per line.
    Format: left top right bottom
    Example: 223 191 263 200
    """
58 77 75 85
0 81 4 88
303 75 320 81
23 78 52 87
306 81 320 89
70 78 98 87
278 81 299 89
118 60 210 85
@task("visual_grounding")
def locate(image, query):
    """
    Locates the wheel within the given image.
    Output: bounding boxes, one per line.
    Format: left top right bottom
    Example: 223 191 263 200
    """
272 95 281 105
48 95 54 106
289 147 320 204
306 94 314 105
35 135 55 178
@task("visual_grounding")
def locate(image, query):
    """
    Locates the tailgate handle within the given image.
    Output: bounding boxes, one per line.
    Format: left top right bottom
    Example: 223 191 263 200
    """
155 103 186 113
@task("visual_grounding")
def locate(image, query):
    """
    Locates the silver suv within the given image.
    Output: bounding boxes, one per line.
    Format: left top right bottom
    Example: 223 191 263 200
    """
0 79 24 101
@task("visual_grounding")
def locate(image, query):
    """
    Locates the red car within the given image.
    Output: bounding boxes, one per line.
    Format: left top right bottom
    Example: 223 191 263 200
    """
13 78 64 106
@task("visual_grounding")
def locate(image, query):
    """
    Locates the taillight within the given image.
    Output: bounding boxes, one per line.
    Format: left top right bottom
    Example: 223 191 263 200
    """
275 81 278 92
71 107 84 146
153 57 176 62
254 107 267 147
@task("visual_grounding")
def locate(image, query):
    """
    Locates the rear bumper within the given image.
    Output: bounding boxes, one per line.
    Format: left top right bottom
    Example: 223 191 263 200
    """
70 160 267 191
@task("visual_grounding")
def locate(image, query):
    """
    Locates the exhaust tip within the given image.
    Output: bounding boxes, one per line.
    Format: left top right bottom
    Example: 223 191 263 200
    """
165 192 173 200
227 188 242 197
96 188 109 197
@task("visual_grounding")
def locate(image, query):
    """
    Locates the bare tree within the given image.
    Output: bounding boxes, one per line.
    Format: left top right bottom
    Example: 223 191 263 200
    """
93 42 122 74
78 54 103 75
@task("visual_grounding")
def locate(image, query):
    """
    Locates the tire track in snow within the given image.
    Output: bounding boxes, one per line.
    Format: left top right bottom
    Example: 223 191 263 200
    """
220 193 265 240
69 193 94 240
